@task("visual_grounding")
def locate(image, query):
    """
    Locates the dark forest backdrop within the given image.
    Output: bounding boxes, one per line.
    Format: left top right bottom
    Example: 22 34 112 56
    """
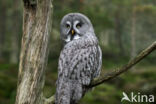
0 0 156 104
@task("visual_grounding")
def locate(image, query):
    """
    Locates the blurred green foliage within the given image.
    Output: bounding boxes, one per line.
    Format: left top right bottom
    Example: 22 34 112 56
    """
0 0 156 104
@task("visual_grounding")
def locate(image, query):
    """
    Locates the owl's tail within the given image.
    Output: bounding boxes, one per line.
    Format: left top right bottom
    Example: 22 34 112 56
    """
55 78 83 104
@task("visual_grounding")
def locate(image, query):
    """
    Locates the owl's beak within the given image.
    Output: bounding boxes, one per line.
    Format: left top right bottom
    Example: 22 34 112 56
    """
71 29 75 35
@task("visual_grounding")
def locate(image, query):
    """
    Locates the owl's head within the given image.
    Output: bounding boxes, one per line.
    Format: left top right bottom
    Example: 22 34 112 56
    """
60 13 94 43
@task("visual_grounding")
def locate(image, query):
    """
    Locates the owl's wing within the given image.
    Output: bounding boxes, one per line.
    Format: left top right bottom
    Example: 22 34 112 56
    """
58 44 101 86
93 46 102 78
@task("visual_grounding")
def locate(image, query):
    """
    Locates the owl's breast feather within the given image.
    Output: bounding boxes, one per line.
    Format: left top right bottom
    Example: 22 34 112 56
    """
64 34 98 50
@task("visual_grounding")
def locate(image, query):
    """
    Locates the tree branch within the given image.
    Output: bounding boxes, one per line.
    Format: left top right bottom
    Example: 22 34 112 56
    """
89 41 156 88
46 41 156 103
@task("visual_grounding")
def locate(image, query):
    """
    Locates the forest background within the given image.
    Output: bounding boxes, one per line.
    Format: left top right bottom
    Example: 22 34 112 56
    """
0 0 156 104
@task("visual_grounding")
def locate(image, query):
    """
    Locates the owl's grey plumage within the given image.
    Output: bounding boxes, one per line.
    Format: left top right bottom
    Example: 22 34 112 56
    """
55 13 102 104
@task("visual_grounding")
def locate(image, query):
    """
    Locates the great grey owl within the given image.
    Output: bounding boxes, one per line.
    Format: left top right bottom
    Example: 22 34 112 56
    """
55 13 102 104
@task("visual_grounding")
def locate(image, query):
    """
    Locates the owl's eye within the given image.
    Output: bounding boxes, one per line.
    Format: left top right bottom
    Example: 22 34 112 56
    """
66 24 70 28
76 23 81 29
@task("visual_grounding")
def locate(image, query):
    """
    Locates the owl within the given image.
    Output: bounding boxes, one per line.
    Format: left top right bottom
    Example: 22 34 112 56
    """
55 13 102 104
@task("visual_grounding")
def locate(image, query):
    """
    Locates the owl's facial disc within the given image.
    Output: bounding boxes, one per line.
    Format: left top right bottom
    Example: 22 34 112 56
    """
64 20 81 42
61 13 94 43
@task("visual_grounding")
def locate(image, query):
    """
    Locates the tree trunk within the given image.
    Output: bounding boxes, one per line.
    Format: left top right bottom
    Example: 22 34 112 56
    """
114 9 124 56
0 1 6 61
131 0 137 59
10 0 20 64
15 0 52 104
10 31 19 64
79 0 84 11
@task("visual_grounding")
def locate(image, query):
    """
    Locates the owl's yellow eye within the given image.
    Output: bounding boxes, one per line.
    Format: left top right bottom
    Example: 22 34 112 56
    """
66 24 70 28
76 23 81 29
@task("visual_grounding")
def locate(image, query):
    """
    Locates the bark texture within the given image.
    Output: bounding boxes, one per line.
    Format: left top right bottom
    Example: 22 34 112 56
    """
15 0 52 104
